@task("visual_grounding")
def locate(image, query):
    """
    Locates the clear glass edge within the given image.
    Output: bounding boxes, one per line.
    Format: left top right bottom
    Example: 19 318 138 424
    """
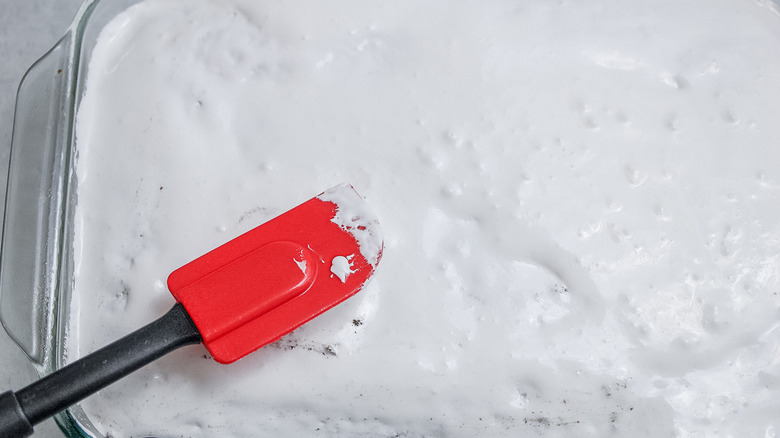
51 1 96 435
3 0 146 436
50 1 101 436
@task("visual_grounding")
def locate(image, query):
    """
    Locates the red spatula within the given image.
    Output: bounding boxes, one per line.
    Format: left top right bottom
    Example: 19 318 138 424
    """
0 184 383 438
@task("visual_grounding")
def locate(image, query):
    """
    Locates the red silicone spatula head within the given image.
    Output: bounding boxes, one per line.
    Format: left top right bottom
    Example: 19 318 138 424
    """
167 184 383 364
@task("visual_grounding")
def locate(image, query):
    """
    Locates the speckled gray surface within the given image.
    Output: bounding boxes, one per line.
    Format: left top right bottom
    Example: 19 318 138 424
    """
1 0 85 436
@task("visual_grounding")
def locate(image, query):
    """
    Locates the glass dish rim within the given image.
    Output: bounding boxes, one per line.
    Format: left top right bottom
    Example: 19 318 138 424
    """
2 0 149 436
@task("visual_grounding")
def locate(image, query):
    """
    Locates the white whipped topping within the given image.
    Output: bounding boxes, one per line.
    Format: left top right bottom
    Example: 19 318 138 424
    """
318 183 383 268
330 255 354 283
69 0 780 436
293 257 307 276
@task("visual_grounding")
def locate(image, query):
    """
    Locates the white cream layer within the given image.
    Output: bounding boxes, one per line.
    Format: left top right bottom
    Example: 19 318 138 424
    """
71 0 780 436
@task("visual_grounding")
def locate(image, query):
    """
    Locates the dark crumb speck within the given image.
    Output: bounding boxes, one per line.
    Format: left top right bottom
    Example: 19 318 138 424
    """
524 417 551 427
352 319 363 326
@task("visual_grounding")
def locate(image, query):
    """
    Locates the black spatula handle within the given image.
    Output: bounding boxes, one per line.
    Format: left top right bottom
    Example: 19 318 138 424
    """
0 303 201 437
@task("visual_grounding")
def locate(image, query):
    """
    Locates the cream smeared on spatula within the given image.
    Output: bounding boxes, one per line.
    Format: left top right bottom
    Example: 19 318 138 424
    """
329 255 354 283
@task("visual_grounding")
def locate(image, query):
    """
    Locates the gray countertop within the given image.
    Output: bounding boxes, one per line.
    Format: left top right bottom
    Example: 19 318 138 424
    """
1 1 85 436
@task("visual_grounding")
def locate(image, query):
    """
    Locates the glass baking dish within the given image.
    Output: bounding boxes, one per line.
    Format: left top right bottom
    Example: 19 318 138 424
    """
1 0 145 436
